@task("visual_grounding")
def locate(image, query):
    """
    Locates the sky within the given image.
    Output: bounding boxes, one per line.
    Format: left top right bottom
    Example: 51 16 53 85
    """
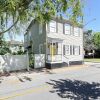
84 0 100 32
5 0 100 41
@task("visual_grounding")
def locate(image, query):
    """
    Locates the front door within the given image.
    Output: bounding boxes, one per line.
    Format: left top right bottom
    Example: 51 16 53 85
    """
49 43 58 56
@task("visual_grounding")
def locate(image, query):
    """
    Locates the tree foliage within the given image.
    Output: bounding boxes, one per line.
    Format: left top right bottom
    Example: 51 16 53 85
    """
83 30 95 51
93 32 100 49
0 35 11 54
0 0 83 35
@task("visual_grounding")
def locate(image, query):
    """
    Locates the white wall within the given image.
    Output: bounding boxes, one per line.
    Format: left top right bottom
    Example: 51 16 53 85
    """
0 55 29 72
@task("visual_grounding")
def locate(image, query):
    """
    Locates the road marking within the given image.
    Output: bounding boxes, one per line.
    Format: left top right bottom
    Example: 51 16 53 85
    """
0 84 52 100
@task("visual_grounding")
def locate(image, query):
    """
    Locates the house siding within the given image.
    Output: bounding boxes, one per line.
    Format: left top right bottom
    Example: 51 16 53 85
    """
47 20 83 62
24 18 83 68
27 21 46 54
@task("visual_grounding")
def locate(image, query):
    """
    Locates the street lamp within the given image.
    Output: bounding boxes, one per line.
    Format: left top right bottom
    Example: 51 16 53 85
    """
83 18 96 27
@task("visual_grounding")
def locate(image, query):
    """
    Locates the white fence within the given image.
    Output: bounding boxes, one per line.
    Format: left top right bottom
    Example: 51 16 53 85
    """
0 54 29 72
34 54 45 68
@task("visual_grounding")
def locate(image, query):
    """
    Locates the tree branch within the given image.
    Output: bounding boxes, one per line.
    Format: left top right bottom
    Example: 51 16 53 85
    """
0 17 19 35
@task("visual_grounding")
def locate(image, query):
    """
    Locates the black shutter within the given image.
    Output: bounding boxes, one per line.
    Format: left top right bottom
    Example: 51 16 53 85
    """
63 45 65 55
70 45 72 55
73 46 75 55
79 46 80 55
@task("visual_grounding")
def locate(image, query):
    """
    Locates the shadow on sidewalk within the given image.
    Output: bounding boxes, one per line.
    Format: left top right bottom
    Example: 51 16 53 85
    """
14 73 32 83
46 79 100 100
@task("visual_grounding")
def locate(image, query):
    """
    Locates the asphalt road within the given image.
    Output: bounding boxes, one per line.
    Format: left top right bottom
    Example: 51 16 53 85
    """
0 63 100 100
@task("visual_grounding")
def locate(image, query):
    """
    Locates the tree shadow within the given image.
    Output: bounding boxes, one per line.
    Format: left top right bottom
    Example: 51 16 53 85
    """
14 73 32 83
46 79 100 100
23 76 32 81
0 78 3 84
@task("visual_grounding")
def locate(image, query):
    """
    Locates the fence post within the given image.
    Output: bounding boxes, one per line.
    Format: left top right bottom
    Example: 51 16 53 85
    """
27 51 29 71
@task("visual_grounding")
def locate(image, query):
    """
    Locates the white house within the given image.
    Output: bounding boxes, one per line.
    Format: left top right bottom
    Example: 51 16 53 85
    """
24 17 84 69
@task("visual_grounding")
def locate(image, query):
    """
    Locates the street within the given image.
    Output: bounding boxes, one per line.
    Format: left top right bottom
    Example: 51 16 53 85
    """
0 63 100 100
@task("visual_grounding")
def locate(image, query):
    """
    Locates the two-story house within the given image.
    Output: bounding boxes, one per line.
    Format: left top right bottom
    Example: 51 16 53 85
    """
24 17 84 69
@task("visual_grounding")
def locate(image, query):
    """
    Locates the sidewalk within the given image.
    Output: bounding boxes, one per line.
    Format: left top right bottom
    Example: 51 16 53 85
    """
0 64 93 100
0 64 88 82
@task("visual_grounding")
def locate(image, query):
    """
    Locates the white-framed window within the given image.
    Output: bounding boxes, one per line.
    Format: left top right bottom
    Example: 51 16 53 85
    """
39 44 43 54
49 20 56 32
29 31 31 40
58 22 63 33
74 27 80 36
39 23 43 34
24 34 27 41
73 45 80 55
63 45 70 55
65 24 71 35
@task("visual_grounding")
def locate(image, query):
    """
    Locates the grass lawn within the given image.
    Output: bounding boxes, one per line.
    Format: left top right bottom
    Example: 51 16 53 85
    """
84 58 100 63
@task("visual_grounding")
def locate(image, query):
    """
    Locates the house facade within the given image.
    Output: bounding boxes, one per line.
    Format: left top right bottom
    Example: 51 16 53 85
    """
24 18 84 68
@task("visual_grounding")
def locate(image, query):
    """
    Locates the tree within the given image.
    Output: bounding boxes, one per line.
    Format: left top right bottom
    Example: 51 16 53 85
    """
0 35 11 55
83 30 95 51
0 0 83 36
93 32 100 49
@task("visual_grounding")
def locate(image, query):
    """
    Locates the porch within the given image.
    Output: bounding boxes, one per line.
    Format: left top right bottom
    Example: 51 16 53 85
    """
46 37 63 64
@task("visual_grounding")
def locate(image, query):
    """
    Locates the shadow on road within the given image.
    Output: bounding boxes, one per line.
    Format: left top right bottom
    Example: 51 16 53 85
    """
23 76 32 81
14 73 32 83
47 79 100 100
0 78 3 84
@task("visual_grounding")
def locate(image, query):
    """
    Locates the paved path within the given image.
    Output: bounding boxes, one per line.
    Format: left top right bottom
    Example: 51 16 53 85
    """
0 64 100 100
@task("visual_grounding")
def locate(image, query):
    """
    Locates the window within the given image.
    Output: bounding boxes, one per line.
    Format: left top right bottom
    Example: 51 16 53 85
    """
49 21 56 32
65 24 71 35
29 32 31 40
63 45 70 55
74 27 80 36
58 23 63 33
73 46 80 55
39 23 43 34
39 44 43 54
24 34 28 41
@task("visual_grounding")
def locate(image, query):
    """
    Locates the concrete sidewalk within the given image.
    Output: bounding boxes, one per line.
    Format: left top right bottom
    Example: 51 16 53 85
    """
0 64 88 88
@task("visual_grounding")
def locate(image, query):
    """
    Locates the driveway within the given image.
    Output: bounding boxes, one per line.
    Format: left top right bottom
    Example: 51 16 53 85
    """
0 64 100 100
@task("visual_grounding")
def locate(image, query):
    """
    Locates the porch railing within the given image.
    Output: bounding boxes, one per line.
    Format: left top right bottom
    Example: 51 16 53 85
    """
47 54 62 62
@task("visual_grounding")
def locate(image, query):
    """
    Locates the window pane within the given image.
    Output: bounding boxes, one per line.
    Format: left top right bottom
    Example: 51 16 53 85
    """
39 23 42 34
65 24 70 35
50 21 56 32
39 44 43 54
63 45 70 55
73 46 80 55
50 27 56 32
